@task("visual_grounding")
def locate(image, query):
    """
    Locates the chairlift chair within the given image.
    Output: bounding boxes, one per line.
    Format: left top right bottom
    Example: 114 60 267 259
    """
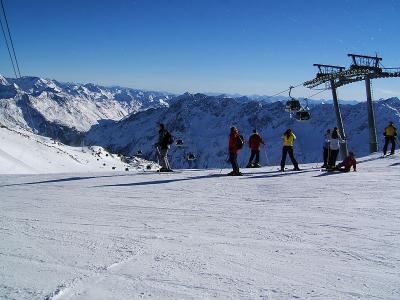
284 86 301 112
187 153 196 161
175 139 184 147
285 99 301 112
295 110 311 121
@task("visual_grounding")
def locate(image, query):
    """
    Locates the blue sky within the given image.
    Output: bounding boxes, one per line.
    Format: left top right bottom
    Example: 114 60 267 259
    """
1 0 400 100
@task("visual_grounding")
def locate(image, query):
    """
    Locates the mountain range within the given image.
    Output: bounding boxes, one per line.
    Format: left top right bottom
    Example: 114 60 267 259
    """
0 75 171 144
85 93 400 168
0 74 399 168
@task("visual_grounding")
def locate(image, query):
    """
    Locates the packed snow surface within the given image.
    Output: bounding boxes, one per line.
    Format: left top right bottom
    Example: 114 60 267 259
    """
1 152 399 299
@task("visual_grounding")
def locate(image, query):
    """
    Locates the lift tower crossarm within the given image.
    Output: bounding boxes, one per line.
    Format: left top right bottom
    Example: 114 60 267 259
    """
313 64 345 78
347 53 382 71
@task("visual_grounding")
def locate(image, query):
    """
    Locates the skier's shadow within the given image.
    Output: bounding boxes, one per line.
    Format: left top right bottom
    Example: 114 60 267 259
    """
244 169 315 179
92 174 226 188
0 174 131 187
313 171 344 177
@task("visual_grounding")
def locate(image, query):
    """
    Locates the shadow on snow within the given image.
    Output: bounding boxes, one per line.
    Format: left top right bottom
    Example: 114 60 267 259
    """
0 174 132 188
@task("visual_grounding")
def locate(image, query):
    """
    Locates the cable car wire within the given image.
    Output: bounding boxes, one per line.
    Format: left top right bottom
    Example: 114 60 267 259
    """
0 10 17 78
0 0 21 77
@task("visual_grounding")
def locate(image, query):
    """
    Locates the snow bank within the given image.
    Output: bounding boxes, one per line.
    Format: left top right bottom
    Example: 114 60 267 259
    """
0 126 156 174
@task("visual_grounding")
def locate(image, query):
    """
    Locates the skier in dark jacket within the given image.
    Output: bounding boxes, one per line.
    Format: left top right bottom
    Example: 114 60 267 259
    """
383 121 397 156
228 126 243 176
246 129 265 168
321 129 331 168
156 123 173 172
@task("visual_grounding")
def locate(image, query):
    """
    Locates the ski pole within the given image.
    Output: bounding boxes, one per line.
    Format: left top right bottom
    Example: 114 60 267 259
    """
219 154 228 174
327 147 330 168
264 147 271 166
155 145 162 171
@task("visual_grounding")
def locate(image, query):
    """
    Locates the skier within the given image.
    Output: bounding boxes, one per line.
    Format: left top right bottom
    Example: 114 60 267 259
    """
321 129 331 168
246 129 265 168
156 123 173 172
383 121 397 156
327 127 345 169
280 129 300 171
228 126 243 176
335 152 357 172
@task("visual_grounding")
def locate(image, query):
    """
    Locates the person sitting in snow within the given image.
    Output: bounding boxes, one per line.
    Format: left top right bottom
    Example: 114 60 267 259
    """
246 129 265 168
335 152 357 172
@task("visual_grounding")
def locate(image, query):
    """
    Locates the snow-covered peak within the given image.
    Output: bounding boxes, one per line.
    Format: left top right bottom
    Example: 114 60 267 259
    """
0 74 173 135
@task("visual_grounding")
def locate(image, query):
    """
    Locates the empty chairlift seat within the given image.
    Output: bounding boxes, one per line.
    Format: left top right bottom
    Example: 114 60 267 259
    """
295 110 311 121
285 99 302 112
175 139 184 147
187 153 196 161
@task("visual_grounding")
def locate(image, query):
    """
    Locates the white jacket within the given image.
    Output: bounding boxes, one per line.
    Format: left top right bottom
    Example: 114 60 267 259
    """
329 137 345 150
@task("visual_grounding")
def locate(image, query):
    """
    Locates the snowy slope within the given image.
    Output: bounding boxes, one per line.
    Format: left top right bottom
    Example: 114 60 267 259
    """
0 153 399 299
0 75 172 138
0 126 158 174
86 93 400 168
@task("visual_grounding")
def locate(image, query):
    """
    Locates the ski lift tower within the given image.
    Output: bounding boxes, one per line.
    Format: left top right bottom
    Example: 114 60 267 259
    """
305 54 400 156
304 64 349 159
347 54 382 153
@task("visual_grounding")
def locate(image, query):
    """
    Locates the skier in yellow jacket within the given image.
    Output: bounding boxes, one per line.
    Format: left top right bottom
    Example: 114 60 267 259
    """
383 121 397 156
280 129 300 171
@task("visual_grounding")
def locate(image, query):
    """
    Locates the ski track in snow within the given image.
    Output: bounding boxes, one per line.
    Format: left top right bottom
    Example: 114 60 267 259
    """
0 154 400 299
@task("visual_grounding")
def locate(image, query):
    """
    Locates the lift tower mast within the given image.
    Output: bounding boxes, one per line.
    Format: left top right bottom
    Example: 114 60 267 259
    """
313 64 349 159
304 54 400 157
348 54 382 153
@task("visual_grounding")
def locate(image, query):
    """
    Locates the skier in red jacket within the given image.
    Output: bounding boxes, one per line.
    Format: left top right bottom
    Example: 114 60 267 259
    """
246 129 265 168
228 126 243 176
335 152 357 172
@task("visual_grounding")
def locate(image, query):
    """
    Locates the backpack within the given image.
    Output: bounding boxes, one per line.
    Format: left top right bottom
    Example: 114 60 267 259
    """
236 134 244 150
